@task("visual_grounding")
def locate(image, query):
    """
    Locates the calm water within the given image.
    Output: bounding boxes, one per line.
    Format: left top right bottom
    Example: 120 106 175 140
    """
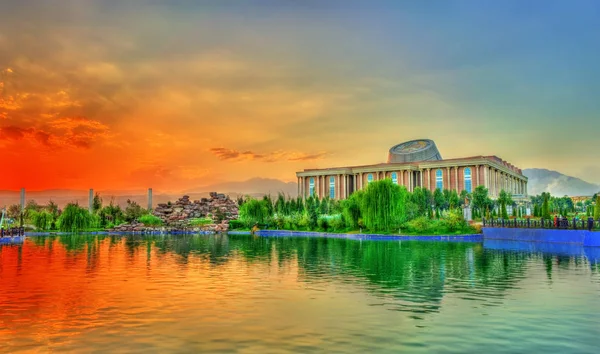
1 234 599 353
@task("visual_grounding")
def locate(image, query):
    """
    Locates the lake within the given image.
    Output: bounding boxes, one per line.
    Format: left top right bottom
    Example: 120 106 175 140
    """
1 234 599 353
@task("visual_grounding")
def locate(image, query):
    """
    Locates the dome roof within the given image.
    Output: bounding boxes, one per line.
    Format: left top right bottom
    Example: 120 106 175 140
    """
387 139 442 163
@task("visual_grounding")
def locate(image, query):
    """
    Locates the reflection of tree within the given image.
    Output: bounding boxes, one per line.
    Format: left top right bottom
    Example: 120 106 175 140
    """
57 234 98 253
288 238 538 313
21 233 598 314
150 234 232 265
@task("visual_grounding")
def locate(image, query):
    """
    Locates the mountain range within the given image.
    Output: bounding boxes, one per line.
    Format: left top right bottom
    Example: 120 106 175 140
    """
1 171 598 208
0 178 298 208
522 168 599 197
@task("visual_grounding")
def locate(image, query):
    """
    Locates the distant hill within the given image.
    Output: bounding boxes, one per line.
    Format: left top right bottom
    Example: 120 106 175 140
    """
523 168 600 197
184 177 298 197
0 178 299 208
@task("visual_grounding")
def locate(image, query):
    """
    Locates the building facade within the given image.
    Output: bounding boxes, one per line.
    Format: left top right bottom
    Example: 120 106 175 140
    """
296 139 528 200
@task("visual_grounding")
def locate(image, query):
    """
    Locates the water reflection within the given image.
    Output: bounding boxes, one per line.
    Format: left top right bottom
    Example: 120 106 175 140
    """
4 234 597 309
1 234 598 353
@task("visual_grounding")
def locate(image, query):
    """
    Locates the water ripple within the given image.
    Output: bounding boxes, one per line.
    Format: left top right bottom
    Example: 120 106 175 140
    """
0 235 599 353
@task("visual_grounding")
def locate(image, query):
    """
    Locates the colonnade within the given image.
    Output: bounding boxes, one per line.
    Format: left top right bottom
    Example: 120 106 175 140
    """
298 164 527 200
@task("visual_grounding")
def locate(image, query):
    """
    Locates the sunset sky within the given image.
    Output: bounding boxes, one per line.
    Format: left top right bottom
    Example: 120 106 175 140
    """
1 0 599 193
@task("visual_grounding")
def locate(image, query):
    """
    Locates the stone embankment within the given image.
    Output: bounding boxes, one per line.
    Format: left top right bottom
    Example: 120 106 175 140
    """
112 192 239 233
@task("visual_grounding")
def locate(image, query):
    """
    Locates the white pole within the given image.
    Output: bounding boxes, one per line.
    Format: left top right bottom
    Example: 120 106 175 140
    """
89 189 94 213
20 188 25 212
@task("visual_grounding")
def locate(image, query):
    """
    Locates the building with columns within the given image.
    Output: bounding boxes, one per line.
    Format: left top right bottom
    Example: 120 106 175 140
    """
296 139 528 201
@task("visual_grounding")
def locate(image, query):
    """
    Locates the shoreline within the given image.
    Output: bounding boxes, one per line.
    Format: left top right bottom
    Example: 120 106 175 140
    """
9 230 482 242
230 230 483 241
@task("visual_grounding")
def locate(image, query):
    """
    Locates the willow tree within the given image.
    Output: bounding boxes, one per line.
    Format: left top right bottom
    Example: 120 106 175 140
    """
360 179 409 232
58 203 95 232
239 198 270 228
341 191 363 229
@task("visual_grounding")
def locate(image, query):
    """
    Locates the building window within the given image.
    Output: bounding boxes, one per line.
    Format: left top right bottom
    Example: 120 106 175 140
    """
367 173 374 184
436 169 443 190
391 172 398 184
464 167 472 193
329 176 335 199
309 177 315 196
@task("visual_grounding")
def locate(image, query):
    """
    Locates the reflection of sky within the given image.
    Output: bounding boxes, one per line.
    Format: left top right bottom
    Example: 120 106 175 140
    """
0 235 599 352
1 1 600 191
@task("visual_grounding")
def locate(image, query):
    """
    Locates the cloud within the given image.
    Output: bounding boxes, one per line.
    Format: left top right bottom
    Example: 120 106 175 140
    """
210 147 326 163
209 148 263 161
0 125 32 140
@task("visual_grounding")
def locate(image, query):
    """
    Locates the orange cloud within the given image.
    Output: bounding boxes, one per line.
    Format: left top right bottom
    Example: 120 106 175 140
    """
0 125 33 140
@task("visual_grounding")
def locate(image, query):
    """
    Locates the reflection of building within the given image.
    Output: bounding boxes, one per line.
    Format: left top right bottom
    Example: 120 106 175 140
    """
296 139 528 200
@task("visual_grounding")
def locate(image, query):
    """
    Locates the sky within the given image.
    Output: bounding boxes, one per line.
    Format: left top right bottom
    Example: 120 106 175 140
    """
1 0 599 193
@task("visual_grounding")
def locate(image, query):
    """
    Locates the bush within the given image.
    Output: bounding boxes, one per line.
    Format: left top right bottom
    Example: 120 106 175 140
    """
442 209 468 232
297 213 310 230
406 216 433 234
138 214 163 227
273 214 285 229
189 217 213 227
329 214 345 231
229 219 245 230
317 215 330 232
124 200 147 222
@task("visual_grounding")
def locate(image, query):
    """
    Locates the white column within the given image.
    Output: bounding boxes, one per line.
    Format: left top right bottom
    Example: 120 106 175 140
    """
20 188 25 213
483 166 488 189
454 166 459 192
89 189 94 213
401 170 404 187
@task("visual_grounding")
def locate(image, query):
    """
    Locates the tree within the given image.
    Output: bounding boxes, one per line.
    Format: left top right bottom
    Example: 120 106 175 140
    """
124 199 146 222
472 186 489 218
595 196 600 221
92 193 102 214
307 196 318 229
433 189 445 217
239 198 269 228
6 204 21 219
449 190 460 210
360 179 408 231
542 193 551 220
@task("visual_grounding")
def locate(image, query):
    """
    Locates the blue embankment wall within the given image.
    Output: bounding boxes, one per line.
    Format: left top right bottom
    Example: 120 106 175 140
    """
483 228 600 247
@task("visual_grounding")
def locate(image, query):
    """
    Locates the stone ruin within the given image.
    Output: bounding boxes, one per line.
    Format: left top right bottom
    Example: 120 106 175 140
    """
112 192 239 233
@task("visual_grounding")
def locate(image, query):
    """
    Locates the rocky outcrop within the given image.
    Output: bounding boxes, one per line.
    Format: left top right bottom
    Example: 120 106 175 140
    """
112 192 239 233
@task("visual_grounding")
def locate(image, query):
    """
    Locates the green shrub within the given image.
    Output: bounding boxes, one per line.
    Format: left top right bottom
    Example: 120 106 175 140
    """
329 214 345 231
124 199 147 223
229 219 245 230
273 214 285 229
317 215 330 231
442 209 468 232
406 216 433 234
138 214 163 227
189 217 213 227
